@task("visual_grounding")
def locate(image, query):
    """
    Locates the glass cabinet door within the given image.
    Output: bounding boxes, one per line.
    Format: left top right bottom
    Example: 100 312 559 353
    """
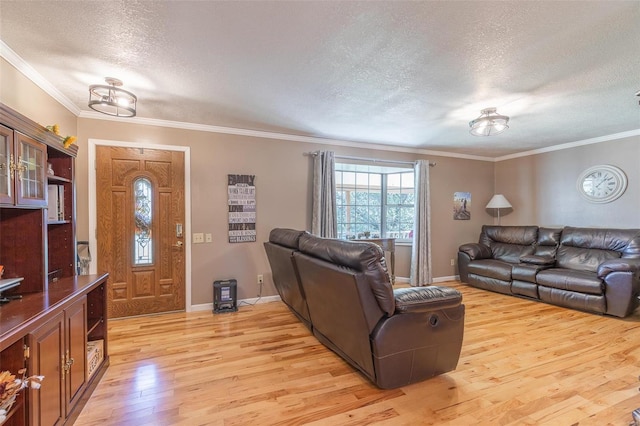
15 132 47 207
0 124 14 204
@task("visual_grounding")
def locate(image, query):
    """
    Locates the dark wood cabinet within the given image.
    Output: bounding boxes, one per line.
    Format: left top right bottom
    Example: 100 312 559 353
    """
0 124 15 205
29 312 65 426
63 296 87 415
0 128 47 208
29 296 88 426
0 339 27 426
0 104 78 295
0 103 107 425
14 132 47 208
1 275 108 426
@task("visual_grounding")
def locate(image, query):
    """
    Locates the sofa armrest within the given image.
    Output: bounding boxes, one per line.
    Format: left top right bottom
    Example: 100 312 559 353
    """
393 286 462 314
597 258 640 279
458 243 492 260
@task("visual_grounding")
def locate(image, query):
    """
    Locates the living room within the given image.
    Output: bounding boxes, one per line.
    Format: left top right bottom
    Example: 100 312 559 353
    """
0 1 639 424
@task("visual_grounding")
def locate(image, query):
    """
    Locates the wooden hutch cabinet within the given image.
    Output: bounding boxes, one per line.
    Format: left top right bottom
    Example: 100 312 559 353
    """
0 126 47 208
0 103 108 426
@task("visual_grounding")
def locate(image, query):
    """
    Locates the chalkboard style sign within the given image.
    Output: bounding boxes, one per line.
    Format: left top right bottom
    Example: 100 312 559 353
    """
228 174 256 243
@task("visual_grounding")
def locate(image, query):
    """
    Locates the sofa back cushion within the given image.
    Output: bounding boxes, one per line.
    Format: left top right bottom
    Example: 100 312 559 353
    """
298 233 395 316
269 228 307 249
556 227 640 272
479 225 538 263
535 227 562 257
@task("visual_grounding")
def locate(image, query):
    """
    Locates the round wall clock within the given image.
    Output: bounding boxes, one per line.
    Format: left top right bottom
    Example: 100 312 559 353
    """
576 164 627 203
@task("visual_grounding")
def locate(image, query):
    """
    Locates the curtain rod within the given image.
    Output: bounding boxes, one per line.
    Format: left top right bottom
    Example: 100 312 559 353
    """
304 151 436 167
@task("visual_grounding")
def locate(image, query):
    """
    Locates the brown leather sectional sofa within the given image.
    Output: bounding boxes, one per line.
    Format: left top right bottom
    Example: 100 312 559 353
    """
458 225 640 317
264 228 465 389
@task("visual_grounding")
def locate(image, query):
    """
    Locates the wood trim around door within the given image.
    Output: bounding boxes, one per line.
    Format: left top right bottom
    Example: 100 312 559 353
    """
88 139 192 312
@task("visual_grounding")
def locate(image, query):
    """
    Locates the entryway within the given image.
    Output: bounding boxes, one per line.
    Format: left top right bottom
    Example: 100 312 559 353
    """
90 141 191 318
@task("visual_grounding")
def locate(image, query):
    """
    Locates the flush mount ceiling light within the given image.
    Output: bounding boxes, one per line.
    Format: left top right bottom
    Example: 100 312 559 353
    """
88 77 137 117
469 107 509 136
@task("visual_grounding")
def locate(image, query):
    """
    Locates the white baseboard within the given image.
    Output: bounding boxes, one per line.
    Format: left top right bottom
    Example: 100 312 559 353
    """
188 276 461 312
433 275 459 283
395 275 460 285
190 295 281 312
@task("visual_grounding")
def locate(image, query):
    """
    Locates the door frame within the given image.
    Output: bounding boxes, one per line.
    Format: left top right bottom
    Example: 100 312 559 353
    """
88 139 192 311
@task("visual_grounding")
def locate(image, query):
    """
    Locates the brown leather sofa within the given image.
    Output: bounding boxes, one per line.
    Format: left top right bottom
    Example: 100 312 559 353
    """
265 228 465 389
263 228 312 329
458 225 640 317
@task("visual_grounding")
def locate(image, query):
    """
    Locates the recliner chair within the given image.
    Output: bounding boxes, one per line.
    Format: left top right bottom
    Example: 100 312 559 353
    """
291 232 465 389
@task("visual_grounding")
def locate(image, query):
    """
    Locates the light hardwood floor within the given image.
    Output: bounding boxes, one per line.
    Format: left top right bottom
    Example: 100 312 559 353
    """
74 282 640 426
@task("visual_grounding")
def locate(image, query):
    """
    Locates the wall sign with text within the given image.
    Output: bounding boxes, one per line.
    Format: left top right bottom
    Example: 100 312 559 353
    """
228 174 256 243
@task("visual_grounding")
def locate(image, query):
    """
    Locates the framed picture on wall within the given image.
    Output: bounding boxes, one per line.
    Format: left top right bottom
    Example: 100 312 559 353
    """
454 192 471 220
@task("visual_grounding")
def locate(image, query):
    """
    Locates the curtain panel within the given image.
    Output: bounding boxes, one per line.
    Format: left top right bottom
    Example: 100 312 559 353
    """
311 151 337 238
410 159 432 286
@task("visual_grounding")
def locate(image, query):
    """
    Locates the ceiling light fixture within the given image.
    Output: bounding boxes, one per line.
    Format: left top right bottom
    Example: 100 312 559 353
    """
469 107 509 136
88 77 137 117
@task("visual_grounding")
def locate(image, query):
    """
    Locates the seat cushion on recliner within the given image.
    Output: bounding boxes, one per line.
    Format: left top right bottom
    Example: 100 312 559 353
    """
467 259 513 281
536 268 604 295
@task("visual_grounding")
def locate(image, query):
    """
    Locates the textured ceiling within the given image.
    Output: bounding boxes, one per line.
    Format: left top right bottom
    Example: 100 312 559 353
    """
0 1 639 158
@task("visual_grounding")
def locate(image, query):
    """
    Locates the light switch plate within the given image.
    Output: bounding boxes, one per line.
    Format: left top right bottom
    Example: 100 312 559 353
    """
205 233 212 243
193 233 204 243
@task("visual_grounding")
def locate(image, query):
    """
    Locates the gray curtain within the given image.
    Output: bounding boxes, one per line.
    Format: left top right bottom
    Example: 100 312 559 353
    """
311 151 337 238
410 159 432 286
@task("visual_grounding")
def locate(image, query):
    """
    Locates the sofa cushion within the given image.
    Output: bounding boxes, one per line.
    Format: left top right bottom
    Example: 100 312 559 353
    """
467 259 513 281
519 254 555 266
535 227 562 257
538 286 606 314
458 243 492 260
269 228 307 249
536 268 604 295
556 227 640 272
512 263 547 282
298 233 395 316
480 226 538 263
556 246 621 273
393 286 462 313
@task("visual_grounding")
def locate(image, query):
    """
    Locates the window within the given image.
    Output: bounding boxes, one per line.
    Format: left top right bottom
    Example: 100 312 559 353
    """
133 177 153 265
335 163 414 241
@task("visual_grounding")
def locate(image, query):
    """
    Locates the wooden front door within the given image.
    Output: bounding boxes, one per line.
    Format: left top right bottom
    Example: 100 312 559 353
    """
96 146 185 318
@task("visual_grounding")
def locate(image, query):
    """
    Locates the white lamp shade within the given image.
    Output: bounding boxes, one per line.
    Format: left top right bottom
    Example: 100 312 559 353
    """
486 194 512 209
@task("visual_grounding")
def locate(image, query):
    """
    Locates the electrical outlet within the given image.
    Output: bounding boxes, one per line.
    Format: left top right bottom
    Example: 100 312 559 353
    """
450 258 455 266
257 274 264 285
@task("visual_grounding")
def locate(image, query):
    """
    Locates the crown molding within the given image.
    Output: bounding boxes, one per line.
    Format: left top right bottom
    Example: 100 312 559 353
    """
495 129 640 162
78 110 496 162
0 40 81 116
